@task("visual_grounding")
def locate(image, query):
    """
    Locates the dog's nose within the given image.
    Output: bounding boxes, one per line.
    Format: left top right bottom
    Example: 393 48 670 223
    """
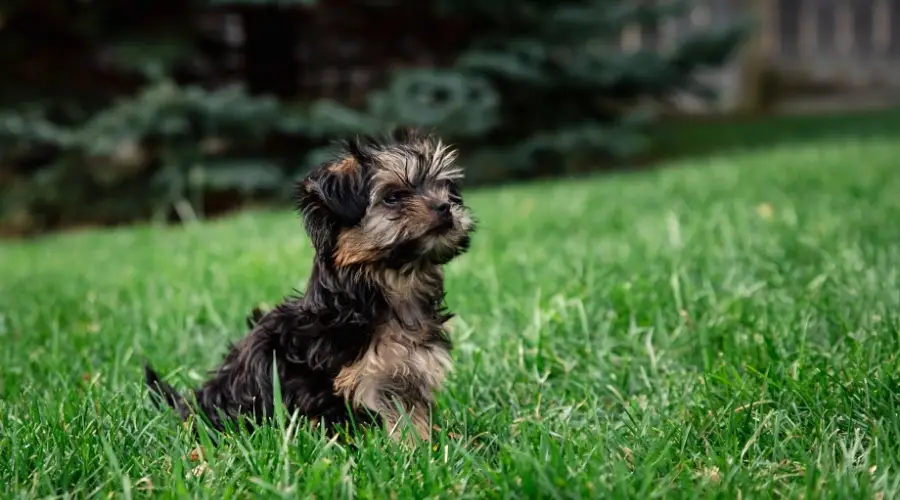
433 202 451 216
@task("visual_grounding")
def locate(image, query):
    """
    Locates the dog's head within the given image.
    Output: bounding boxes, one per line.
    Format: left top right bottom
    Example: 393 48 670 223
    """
296 128 475 270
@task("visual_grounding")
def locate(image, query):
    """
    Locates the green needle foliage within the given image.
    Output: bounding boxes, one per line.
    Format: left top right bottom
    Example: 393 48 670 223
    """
0 0 747 233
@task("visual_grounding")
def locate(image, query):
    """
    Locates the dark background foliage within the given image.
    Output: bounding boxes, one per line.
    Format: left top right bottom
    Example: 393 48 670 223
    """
0 0 748 235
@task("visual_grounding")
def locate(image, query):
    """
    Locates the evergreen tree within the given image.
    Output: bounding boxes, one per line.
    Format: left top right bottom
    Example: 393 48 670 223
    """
0 0 748 233
304 0 749 178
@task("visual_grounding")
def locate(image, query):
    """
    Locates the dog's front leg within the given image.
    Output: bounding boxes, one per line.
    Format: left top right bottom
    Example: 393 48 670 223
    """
375 388 432 444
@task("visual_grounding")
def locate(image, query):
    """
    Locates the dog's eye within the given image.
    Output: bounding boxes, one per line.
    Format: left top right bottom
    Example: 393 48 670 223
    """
382 191 407 206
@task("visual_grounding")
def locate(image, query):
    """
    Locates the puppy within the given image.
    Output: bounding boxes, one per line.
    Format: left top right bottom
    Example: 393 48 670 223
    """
145 127 476 443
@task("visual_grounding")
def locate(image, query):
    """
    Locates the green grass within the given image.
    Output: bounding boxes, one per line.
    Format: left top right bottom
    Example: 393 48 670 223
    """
3 133 900 499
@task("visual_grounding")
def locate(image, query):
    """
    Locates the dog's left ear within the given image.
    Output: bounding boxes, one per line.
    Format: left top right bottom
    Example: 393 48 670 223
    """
296 155 369 253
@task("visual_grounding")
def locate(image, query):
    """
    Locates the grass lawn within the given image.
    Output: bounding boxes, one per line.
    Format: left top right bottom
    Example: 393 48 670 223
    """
2 133 900 498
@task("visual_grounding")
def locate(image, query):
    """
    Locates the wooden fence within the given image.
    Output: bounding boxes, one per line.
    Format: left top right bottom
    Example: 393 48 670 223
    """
199 1 900 113
619 0 900 112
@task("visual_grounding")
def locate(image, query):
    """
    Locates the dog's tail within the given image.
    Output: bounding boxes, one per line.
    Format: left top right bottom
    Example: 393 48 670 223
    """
144 363 193 421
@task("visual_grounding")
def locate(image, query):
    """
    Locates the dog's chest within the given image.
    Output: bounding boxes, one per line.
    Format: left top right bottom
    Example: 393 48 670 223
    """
333 319 452 409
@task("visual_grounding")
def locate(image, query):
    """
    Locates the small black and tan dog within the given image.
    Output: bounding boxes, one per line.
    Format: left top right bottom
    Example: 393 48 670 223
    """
144 128 475 443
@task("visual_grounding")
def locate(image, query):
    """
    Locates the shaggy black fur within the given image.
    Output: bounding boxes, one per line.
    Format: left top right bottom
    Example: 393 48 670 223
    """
145 294 380 432
145 127 474 440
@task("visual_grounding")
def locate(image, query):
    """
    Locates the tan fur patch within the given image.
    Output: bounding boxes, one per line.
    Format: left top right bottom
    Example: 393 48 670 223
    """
405 198 441 234
366 146 458 193
333 228 379 267
327 156 359 174
333 320 452 442
370 169 405 197
377 267 442 305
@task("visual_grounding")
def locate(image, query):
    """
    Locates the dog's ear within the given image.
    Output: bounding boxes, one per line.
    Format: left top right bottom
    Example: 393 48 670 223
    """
296 154 370 252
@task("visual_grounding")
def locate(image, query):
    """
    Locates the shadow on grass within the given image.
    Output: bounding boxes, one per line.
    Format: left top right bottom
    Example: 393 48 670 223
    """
648 107 900 160
461 106 900 196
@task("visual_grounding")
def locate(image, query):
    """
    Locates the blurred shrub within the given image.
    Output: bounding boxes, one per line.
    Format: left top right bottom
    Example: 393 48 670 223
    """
1 82 299 233
0 0 748 235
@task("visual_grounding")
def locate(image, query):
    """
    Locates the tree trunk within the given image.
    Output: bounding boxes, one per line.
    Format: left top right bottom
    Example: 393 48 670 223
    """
240 6 300 99
735 0 773 114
